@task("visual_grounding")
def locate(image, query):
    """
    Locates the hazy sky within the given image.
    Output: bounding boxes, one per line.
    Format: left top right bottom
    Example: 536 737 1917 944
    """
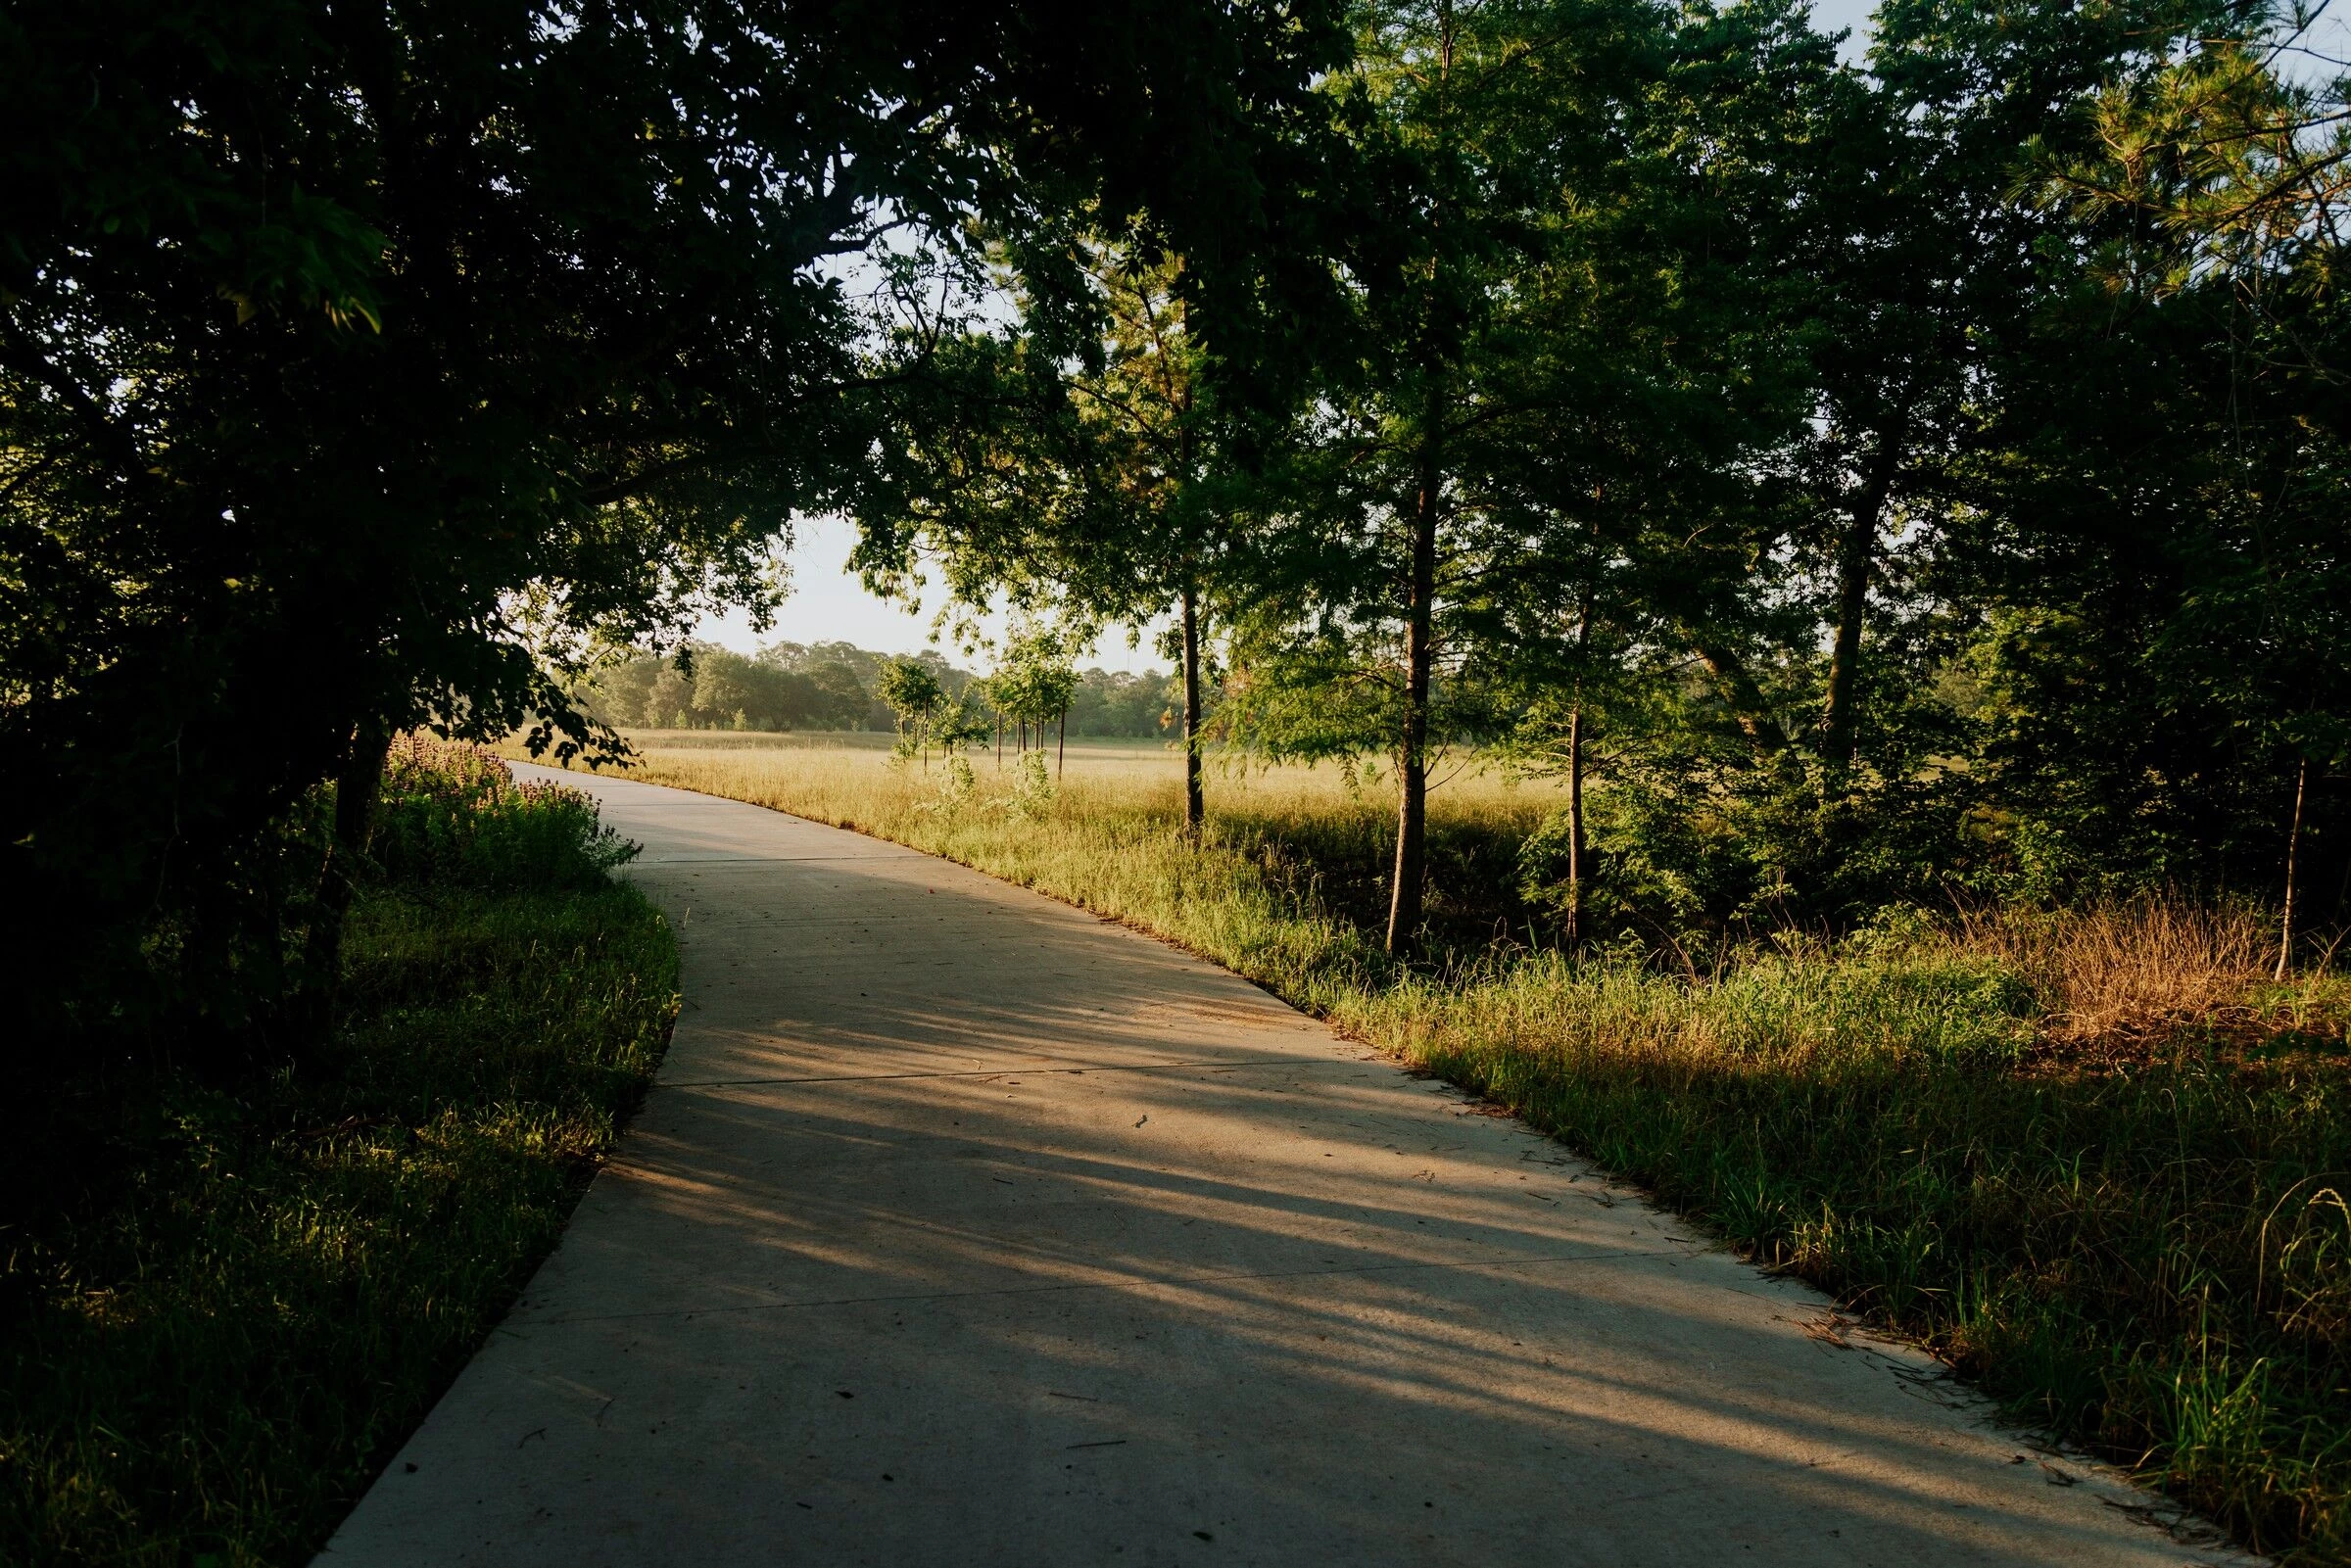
696 0 1885 674
691 515 1178 674
1812 0 1875 57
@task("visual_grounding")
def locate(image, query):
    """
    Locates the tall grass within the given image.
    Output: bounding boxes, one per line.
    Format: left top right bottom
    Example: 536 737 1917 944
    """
1356 936 2351 1555
590 735 2351 1561
608 736 1558 963
0 741 679 1566
1955 901 2337 1044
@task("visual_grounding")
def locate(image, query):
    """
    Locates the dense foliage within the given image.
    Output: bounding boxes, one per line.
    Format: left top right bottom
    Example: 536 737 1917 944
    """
0 0 1346 1058
855 0 2351 961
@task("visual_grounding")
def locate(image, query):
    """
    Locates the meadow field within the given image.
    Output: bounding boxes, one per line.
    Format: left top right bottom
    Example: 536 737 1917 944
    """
550 730 2351 1561
604 729 1565 966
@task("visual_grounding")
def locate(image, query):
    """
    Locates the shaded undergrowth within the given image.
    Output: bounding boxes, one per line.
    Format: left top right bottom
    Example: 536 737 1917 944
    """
0 740 678 1566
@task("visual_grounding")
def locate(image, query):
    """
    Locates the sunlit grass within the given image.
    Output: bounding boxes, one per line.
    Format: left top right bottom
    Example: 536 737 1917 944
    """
590 732 1560 958
573 731 2351 1561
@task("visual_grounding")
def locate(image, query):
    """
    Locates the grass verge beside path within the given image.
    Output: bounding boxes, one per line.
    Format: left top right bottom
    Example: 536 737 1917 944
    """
605 738 2351 1562
0 741 679 1566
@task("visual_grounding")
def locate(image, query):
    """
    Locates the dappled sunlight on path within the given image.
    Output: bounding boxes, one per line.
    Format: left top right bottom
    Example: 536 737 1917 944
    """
317 770 2254 1567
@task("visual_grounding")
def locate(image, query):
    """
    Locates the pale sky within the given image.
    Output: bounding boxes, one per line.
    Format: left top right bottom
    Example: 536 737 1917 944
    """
1813 0 1873 60
692 515 1175 675
692 0 1884 675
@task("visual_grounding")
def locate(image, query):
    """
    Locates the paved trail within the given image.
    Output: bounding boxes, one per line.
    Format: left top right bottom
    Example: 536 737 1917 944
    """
320 771 2245 1567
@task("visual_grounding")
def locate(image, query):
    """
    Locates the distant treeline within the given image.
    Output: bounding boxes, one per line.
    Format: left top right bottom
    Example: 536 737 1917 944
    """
586 641 1181 739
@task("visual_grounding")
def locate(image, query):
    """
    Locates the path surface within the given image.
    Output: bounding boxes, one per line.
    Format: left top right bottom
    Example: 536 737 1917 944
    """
320 771 2246 1567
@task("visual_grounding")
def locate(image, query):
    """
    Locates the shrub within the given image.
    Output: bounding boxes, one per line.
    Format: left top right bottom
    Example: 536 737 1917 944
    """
369 736 635 891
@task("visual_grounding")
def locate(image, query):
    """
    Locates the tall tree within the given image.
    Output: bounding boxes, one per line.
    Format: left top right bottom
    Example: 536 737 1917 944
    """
1909 0 2351 916
1228 0 1822 955
857 245 1271 835
1241 0 1673 956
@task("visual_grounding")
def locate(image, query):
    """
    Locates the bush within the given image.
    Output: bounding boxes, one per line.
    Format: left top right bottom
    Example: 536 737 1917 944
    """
368 736 636 891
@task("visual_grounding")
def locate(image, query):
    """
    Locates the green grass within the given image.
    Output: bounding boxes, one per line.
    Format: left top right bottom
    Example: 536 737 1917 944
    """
591 736 2351 1562
0 745 679 1566
1361 948 2351 1557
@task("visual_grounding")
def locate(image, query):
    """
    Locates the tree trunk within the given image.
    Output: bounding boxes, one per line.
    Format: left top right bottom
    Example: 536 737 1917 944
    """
1821 417 1908 763
1565 702 1587 948
1564 589 1592 948
1181 578 1205 837
1385 413 1441 959
1694 642 1781 762
995 713 1002 769
301 721 393 1040
1057 709 1066 780
2279 755 2308 982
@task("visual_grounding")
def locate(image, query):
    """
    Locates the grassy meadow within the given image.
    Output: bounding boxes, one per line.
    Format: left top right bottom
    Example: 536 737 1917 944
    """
0 741 680 1566
561 730 2351 1561
602 729 1564 967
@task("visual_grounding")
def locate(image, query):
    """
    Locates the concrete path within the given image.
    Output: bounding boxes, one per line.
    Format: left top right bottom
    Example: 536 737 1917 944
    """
319 770 2247 1567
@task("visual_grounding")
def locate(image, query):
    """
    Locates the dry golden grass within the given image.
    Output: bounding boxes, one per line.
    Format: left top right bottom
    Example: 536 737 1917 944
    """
1946 902 2349 1050
592 729 1560 833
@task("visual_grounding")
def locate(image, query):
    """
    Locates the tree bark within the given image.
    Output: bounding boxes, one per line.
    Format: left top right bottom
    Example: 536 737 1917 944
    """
1181 578 1205 837
1694 642 1781 761
1386 413 1442 959
1565 588 1592 948
2279 755 2308 982
301 721 393 1040
1821 416 1909 763
1565 702 1587 948
1057 709 1066 780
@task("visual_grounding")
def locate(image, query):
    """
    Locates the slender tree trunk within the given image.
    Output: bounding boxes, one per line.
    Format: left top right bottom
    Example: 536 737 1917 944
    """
2334 832 2351 924
995 713 1002 769
1822 417 1908 762
301 720 393 1040
1386 412 1442 959
1565 702 1587 948
1181 577 1205 837
1057 710 1066 781
1564 589 1592 948
1384 12 1454 962
2279 756 2309 982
